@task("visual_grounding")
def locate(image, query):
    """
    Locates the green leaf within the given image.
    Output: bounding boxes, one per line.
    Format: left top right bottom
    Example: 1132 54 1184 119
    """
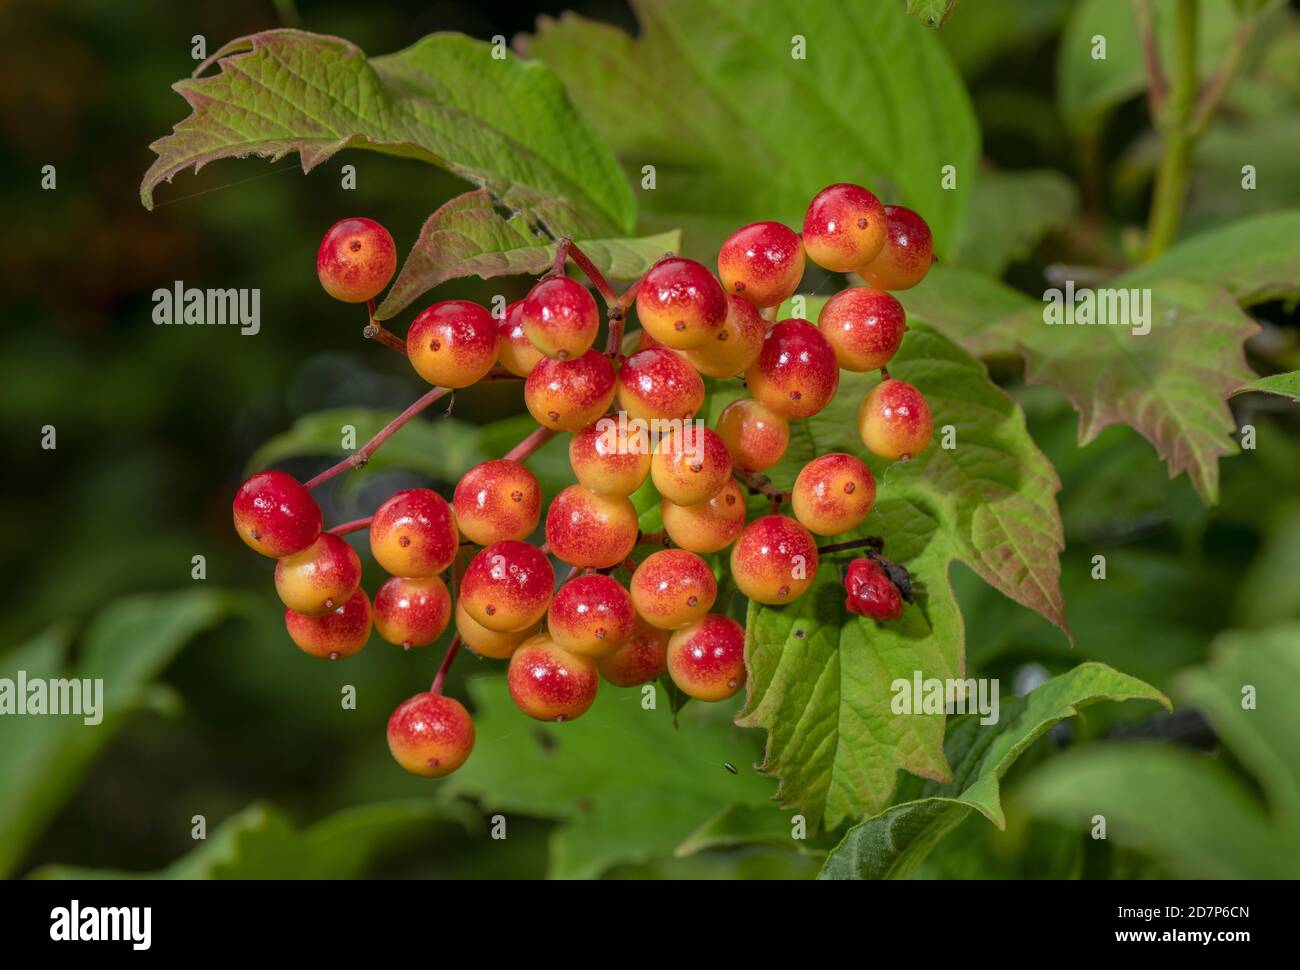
375 189 679 321
142 30 634 236
733 320 1069 830
818 663 1168 879
524 0 978 255
0 590 238 878
907 0 961 28
1236 370 1300 401
953 169 1078 275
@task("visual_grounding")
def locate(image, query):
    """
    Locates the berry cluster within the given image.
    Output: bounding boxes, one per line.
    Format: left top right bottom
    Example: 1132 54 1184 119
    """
232 184 933 780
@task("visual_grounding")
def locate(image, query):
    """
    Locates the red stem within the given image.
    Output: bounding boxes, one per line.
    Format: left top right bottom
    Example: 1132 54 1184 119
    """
430 635 462 694
363 298 408 356
504 425 558 462
305 385 452 489
327 516 373 536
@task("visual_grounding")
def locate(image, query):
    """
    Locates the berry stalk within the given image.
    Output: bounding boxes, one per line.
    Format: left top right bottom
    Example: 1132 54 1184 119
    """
430 635 463 695
363 298 408 356
327 516 374 536
503 425 558 463
305 385 452 489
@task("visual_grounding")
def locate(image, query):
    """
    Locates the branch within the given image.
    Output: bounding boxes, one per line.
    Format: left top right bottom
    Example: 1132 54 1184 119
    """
734 468 790 504
305 385 452 489
817 536 885 555
327 516 373 536
362 298 407 356
1144 0 1199 260
1132 0 1166 120
1191 19 1256 136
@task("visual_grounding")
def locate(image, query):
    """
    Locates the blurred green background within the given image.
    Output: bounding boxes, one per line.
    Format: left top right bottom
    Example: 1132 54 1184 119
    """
2 0 1299 880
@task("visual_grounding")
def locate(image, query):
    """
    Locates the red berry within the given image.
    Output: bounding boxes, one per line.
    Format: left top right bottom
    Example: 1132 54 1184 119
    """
598 617 670 687
802 183 887 273
455 600 530 659
791 453 877 537
285 588 372 659
630 549 717 630
717 221 805 308
524 349 617 432
858 378 933 460
844 557 904 621
547 573 636 658
568 420 651 497
817 287 906 372
233 470 322 558
374 575 452 649
521 275 599 360
635 257 727 349
681 295 766 378
615 347 705 422
274 531 362 615
452 459 541 546
650 426 733 506
857 206 934 291
660 477 747 554
666 613 746 702
545 485 639 569
729 514 819 605
745 319 840 419
387 692 474 777
459 539 554 633
498 300 545 378
715 398 789 473
406 299 499 388
316 217 396 303
370 488 458 578
507 635 599 721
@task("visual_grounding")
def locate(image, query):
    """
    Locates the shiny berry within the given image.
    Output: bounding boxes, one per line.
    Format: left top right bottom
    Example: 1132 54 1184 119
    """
635 257 727 349
802 183 887 273
568 420 651 497
729 514 819 605
681 295 766 378
274 532 362 615
369 488 458 578
857 205 934 291
859 378 933 460
233 470 322 558
715 398 789 473
285 588 371 659
745 319 840 420
507 635 599 722
387 692 474 778
406 299 499 388
718 221 805 308
459 539 554 633
455 600 530 659
630 549 717 630
615 347 705 422
524 350 617 432
666 614 746 702
598 617 670 687
661 477 747 553
521 275 599 360
452 459 540 546
316 217 396 303
844 557 904 621
545 485 639 569
650 426 732 506
547 574 636 658
374 575 452 649
498 300 545 377
817 287 906 372
792 453 877 537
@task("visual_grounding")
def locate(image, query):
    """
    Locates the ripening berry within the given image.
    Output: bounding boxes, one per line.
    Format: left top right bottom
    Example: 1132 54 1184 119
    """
406 300 499 388
459 539 554 633
521 275 599 360
507 635 600 722
717 221 805 308
374 575 452 649
817 287 907 372
547 573 636 658
681 295 766 378
661 477 747 553
545 485 639 569
844 557 904 621
369 488 458 578
455 600 530 659
856 205 934 291
745 319 840 420
452 459 540 546
568 420 651 497
598 617 670 687
635 257 728 349
650 426 732 506
715 398 789 473
802 183 887 273
285 588 372 659
498 300 545 377
729 514 819 605
615 347 705 422
233 470 322 558
792 453 877 537
387 692 474 778
666 614 746 702
630 549 717 630
524 350 617 432
274 532 362 615
316 217 396 303
858 378 933 461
